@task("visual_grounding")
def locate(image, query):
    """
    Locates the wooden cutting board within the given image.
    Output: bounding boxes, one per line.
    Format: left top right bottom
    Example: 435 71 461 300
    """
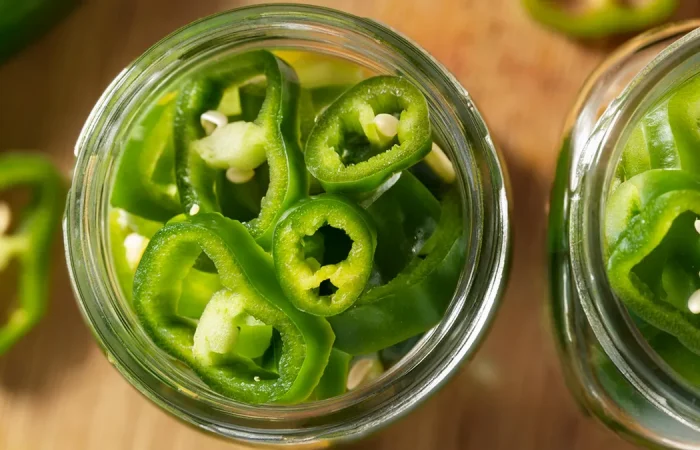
1 1 698 449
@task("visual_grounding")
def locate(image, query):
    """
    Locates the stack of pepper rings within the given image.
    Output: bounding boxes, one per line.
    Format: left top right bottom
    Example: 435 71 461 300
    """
109 50 466 404
605 75 700 359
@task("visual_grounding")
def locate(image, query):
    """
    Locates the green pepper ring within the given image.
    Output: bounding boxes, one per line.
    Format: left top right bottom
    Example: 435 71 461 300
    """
305 75 432 193
133 213 333 404
272 194 377 317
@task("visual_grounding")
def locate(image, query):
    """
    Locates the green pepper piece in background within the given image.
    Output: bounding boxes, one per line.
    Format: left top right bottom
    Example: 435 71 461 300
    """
273 195 377 317
305 76 432 194
605 169 700 355
329 189 465 355
0 0 80 64
648 331 700 387
366 172 441 282
667 76 700 175
521 0 678 40
111 92 181 222
133 213 333 404
174 50 307 249
0 153 64 355
613 83 700 193
312 348 352 400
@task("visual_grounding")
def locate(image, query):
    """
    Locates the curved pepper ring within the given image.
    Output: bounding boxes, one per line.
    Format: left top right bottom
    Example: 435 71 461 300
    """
304 75 432 193
272 195 377 317
174 50 307 249
606 169 700 355
133 213 333 404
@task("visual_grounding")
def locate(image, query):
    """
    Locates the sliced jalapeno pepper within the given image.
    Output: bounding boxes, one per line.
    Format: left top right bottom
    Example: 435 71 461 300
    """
109 208 221 311
329 189 465 355
606 169 700 354
111 92 181 222
0 153 64 355
272 195 377 317
174 50 307 249
305 76 432 193
667 76 700 175
522 0 678 39
133 213 333 403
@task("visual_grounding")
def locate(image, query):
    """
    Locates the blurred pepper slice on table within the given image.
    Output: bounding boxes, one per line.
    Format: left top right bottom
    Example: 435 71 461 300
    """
0 153 64 355
0 0 80 63
522 0 678 39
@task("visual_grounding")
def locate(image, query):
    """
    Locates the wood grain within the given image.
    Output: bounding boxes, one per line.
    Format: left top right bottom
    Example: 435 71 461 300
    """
1 1 698 449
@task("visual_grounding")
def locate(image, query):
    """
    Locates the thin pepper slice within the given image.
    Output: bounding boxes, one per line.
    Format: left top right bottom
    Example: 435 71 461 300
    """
305 76 432 193
667 76 700 175
108 208 221 311
272 195 377 317
174 50 307 249
0 153 64 355
606 169 700 354
111 92 181 222
312 348 352 400
613 82 700 193
522 0 678 39
133 213 333 403
329 189 465 355
366 172 441 282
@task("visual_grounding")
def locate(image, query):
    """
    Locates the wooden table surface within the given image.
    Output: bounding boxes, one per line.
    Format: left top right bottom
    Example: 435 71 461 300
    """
1 1 699 449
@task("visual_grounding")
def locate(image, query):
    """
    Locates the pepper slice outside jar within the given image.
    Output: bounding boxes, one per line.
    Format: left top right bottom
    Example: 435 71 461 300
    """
0 153 64 355
521 0 678 39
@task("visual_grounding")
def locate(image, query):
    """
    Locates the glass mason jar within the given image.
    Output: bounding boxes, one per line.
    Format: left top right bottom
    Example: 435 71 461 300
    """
549 22 700 449
64 5 511 446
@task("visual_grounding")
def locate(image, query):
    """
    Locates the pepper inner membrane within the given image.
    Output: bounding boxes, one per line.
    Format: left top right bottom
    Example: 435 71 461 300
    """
632 212 700 313
334 100 404 167
302 223 353 298
178 253 281 378
215 77 270 222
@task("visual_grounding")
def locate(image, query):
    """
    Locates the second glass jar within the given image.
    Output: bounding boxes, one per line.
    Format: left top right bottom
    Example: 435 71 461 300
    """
550 21 700 449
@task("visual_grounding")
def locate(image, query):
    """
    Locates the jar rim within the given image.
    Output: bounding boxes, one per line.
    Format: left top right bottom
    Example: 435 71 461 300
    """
569 21 700 433
64 4 510 444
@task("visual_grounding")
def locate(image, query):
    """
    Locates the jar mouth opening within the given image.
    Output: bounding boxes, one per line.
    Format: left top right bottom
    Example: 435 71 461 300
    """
571 22 700 430
65 4 510 443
